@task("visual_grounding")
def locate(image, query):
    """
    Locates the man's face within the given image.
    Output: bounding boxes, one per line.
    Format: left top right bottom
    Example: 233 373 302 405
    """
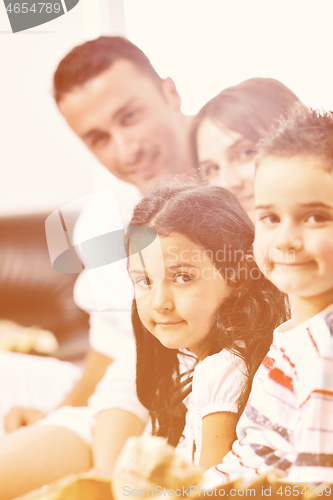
59 60 192 192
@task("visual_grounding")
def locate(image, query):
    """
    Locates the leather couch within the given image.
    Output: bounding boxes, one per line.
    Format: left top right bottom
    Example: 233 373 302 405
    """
0 213 90 361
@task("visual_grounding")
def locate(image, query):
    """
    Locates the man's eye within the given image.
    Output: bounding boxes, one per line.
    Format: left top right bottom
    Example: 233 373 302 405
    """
306 213 329 224
174 273 194 284
135 277 153 288
122 109 141 125
91 133 109 148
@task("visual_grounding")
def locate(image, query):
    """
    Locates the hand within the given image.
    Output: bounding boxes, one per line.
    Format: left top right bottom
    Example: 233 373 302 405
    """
4 407 46 432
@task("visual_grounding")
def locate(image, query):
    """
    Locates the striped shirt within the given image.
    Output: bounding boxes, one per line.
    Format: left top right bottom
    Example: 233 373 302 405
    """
204 304 333 487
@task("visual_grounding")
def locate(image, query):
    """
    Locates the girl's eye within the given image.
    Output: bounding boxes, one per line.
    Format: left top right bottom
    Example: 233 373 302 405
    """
135 276 153 288
174 273 194 284
258 213 280 224
306 213 329 224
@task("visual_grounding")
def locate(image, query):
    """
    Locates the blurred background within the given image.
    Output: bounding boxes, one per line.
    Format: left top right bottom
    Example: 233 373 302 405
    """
1 0 333 215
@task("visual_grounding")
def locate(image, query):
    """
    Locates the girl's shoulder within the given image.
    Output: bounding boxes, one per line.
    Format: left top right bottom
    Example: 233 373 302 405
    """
193 349 246 380
192 350 248 415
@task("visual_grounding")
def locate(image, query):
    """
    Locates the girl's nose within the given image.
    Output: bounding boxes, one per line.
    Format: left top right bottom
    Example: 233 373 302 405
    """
151 283 174 312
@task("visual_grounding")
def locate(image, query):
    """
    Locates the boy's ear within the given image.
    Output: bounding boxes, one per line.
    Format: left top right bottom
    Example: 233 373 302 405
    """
161 77 182 110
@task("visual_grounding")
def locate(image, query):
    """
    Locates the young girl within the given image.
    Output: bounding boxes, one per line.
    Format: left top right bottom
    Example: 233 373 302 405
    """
204 105 333 486
127 183 288 470
192 78 299 219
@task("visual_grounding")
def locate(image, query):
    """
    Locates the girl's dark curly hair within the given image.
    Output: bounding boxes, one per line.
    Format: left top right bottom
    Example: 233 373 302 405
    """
129 183 290 447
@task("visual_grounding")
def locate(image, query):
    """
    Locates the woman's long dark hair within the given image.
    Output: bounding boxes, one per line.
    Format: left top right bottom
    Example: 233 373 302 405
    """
191 77 300 163
129 184 290 447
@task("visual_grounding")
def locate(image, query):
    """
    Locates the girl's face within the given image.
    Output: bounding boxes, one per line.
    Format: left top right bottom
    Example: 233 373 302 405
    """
129 233 231 359
196 118 256 218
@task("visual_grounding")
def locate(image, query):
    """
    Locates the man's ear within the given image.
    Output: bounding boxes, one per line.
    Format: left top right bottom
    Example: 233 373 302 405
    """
161 77 182 110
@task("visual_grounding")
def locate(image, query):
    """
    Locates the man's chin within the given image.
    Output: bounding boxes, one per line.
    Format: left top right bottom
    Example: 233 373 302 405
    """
135 173 166 194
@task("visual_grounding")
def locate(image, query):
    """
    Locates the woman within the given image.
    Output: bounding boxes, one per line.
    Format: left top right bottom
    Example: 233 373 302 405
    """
192 78 299 218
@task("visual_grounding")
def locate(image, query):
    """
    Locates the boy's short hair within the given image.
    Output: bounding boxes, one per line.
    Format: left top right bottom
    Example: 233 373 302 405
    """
256 103 333 171
53 36 163 104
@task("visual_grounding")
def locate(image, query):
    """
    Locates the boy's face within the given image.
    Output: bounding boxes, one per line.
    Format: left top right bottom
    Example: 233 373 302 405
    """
254 155 333 309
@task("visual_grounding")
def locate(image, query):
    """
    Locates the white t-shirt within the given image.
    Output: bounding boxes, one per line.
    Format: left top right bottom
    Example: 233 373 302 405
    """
188 349 247 465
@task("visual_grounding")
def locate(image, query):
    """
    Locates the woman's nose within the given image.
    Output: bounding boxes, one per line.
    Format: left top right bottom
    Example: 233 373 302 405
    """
151 283 174 312
218 163 245 193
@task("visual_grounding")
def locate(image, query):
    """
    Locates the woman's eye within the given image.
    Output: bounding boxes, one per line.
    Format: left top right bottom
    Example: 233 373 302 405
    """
237 148 256 161
174 273 194 284
203 163 220 178
306 213 329 224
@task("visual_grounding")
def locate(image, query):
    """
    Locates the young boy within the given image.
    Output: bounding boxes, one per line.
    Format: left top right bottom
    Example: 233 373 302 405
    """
205 104 333 487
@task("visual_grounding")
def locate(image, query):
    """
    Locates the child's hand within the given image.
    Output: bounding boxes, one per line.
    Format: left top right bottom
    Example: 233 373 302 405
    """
4 406 46 432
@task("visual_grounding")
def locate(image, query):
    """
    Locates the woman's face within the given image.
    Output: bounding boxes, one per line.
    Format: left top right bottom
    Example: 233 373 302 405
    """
196 118 256 218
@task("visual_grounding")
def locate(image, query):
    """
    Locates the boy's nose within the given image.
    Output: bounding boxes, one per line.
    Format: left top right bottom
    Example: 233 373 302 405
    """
275 221 303 253
151 283 174 312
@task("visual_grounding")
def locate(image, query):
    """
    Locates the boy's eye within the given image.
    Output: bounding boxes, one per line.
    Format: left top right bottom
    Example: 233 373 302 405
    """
258 213 280 224
174 273 194 284
306 213 329 224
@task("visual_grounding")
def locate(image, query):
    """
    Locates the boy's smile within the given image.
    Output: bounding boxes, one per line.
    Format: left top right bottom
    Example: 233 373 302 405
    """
254 155 333 317
129 233 231 359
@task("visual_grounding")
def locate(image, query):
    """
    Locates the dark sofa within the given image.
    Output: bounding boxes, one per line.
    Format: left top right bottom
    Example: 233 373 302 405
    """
0 213 90 361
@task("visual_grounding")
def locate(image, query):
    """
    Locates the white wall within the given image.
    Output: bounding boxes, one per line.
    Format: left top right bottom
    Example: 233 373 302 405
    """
124 0 333 114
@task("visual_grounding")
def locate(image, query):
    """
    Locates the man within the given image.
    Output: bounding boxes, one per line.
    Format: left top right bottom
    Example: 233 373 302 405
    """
0 36 194 499
55 36 193 193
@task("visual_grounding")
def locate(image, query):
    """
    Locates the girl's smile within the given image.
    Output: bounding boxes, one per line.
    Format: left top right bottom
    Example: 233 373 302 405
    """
129 233 231 359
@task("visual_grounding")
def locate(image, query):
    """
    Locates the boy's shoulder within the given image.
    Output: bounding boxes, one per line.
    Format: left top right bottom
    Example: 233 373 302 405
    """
323 309 333 337
271 305 333 372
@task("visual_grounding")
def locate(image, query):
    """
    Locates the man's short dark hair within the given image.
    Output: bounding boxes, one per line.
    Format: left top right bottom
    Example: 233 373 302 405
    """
256 103 333 171
53 36 163 104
